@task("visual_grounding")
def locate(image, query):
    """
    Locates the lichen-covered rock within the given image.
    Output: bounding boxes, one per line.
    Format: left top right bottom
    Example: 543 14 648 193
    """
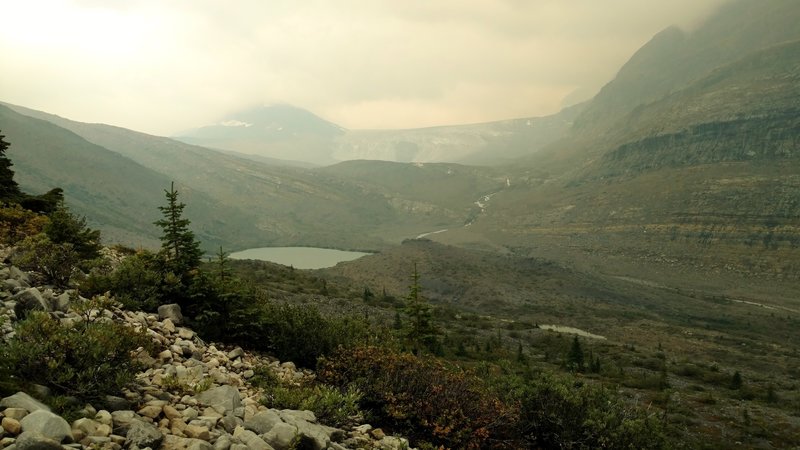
125 419 164 449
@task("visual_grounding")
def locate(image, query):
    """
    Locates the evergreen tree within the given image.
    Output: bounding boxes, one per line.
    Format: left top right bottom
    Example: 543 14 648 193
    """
404 263 439 353
731 371 743 390
0 132 21 202
214 246 232 288
44 203 101 260
517 342 527 364
567 335 585 372
154 182 203 276
363 286 374 302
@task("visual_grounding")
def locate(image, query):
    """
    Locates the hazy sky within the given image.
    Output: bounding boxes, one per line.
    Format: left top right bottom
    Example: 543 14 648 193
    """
1 1 728 135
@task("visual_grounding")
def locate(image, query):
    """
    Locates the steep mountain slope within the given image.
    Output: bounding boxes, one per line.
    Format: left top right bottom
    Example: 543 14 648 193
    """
573 0 800 136
447 0 800 283
0 104 260 249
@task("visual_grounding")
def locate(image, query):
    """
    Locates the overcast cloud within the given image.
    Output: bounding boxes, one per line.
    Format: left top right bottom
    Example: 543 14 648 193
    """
1 1 728 135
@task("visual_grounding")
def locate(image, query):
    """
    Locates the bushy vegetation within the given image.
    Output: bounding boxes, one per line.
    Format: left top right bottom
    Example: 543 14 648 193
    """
0 307 152 403
319 346 517 449
13 234 79 287
0 204 49 244
253 368 363 428
519 374 666 449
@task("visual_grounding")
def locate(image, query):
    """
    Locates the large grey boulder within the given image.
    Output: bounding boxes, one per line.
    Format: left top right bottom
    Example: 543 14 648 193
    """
232 428 275 450
14 432 63 450
19 410 72 443
12 288 50 319
158 303 184 325
196 386 241 415
110 410 138 435
125 419 164 449
103 395 131 412
52 292 71 313
0 392 51 413
262 422 299 450
8 266 31 285
244 410 281 434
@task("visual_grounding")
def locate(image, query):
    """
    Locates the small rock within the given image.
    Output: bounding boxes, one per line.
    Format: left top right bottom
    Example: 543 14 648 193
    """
2 407 29 420
219 414 240 434
182 407 199 421
162 318 177 333
138 404 164 419
110 410 138 434
163 405 182 421
214 434 233 450
71 418 104 437
184 424 211 441
158 304 183 324
177 327 194 339
227 348 244 360
159 349 174 362
1 417 21 435
95 410 113 426
371 428 386 440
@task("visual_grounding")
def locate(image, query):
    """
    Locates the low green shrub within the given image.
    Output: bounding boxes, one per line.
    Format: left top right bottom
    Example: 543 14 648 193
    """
81 250 164 310
0 310 152 404
318 346 516 449
263 382 363 428
519 374 667 449
223 297 373 368
14 234 78 287
0 204 48 244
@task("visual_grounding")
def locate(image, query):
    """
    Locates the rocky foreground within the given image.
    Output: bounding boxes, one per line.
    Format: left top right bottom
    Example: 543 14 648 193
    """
0 263 412 450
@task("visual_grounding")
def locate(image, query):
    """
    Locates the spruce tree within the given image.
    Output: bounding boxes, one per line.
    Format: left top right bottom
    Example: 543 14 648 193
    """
154 182 202 276
0 132 21 202
404 263 439 353
567 335 585 372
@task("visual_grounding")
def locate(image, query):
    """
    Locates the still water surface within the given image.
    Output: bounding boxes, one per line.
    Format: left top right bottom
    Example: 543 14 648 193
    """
229 247 370 269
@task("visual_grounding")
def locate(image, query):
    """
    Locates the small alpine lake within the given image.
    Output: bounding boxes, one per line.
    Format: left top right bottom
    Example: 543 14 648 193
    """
228 247 371 269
